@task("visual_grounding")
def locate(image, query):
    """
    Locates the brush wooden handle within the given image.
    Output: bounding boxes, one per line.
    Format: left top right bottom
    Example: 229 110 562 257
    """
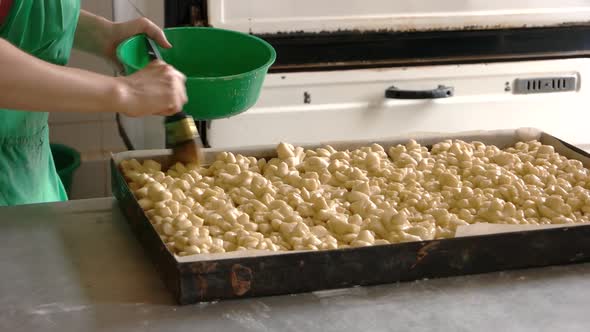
145 36 197 148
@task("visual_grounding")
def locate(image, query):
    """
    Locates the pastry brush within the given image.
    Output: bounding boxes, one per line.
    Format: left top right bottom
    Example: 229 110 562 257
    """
146 37 203 165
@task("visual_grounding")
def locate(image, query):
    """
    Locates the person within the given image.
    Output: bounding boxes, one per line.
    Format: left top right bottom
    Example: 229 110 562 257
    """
0 0 187 206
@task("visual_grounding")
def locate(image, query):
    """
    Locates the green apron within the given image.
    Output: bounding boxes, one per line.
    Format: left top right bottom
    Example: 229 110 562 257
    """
0 0 80 205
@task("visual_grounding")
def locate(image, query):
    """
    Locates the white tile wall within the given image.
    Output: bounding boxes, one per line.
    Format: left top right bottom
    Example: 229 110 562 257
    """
101 118 127 153
113 0 164 26
70 158 108 199
49 110 102 123
49 122 103 153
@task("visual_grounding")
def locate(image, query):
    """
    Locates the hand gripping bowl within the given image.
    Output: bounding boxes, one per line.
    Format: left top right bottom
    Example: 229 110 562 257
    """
116 27 276 120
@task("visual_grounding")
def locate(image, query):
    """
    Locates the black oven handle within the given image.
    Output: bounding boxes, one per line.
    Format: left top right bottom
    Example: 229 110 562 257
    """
385 85 454 99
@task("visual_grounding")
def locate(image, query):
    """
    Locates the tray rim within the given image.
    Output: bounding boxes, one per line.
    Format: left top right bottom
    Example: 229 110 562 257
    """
110 127 590 303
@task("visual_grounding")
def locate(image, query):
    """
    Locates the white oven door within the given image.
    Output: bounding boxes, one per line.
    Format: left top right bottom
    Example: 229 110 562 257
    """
207 0 590 34
131 58 589 149
208 58 589 148
112 0 590 34
113 1 590 150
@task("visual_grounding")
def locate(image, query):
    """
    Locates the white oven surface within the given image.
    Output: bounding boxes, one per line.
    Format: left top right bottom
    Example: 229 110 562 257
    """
126 58 589 150
210 58 588 147
208 0 590 34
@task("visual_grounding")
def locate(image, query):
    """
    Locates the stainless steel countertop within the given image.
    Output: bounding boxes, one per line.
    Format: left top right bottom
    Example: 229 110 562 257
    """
1 198 589 332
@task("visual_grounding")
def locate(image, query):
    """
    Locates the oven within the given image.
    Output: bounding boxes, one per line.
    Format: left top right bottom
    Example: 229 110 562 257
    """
115 0 590 150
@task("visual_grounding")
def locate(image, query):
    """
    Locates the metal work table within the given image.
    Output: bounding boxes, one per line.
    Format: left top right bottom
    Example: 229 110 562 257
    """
0 198 589 331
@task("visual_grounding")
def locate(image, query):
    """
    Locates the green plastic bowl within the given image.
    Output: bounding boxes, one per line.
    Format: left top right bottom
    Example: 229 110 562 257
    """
116 27 276 120
50 143 81 196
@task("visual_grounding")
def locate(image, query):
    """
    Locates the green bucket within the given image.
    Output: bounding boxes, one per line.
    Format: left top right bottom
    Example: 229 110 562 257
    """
50 143 81 196
116 27 276 120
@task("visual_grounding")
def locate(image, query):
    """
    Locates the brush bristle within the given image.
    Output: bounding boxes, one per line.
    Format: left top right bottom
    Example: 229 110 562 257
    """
171 140 203 165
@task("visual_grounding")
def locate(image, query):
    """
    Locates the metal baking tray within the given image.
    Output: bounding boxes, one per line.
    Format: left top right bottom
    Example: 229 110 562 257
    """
111 128 590 304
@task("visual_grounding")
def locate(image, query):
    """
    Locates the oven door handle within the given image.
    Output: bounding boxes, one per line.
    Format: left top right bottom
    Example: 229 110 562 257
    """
385 85 454 99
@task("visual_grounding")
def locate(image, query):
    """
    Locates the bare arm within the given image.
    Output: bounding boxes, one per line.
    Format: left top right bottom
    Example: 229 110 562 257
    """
0 38 122 114
74 10 171 67
72 10 113 58
0 8 184 116
0 38 186 116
